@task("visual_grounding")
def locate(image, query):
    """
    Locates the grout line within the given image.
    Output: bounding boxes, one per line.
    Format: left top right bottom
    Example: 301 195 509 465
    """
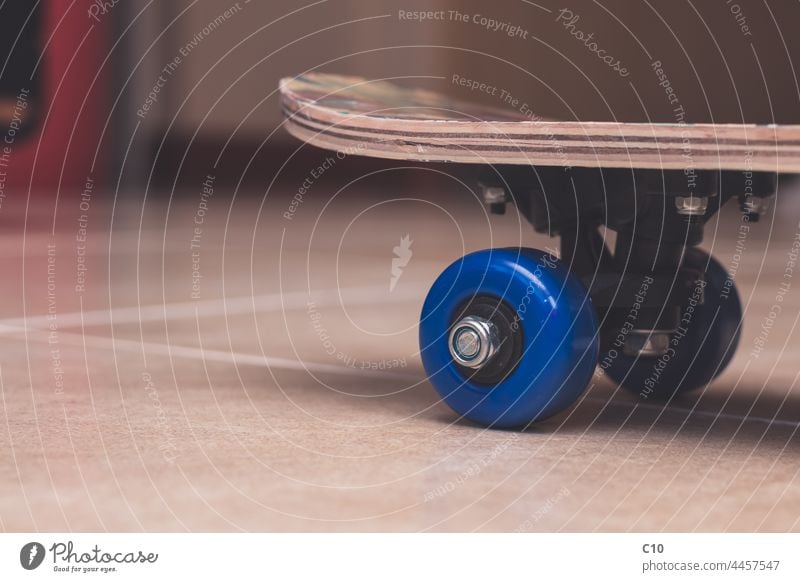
590 396 800 429
0 283 427 334
18 326 421 383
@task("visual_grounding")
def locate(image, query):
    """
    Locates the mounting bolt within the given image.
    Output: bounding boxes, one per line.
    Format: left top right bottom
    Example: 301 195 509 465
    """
623 329 672 357
739 194 770 222
480 183 508 215
449 315 500 369
675 196 708 216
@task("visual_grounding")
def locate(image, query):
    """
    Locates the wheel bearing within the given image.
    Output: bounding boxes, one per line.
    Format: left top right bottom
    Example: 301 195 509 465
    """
449 295 524 385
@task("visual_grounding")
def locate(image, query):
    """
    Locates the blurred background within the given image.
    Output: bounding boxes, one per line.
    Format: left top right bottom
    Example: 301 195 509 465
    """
2 0 800 196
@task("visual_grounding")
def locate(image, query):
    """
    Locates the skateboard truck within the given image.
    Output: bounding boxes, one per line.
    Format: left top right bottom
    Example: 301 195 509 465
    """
482 166 774 363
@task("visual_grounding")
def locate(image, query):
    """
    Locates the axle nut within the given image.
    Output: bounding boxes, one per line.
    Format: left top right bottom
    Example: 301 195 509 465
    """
449 315 500 369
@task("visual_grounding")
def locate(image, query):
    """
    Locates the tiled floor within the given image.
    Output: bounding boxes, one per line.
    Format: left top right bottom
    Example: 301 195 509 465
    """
1 176 799 532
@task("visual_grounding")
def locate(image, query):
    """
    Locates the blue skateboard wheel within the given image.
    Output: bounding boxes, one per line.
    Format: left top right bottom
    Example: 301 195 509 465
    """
419 248 599 428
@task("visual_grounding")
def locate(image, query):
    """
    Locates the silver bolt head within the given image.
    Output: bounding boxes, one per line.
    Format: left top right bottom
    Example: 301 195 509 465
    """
481 185 507 205
741 195 770 216
449 315 500 369
675 196 708 216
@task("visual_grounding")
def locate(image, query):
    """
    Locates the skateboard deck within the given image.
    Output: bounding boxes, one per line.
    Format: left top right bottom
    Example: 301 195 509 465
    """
280 73 800 172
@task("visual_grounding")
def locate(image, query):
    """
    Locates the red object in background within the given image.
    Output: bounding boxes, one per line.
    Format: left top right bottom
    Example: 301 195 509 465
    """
5 1 109 192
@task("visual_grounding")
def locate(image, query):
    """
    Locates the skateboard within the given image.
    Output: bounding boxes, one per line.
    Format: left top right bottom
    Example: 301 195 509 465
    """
280 73 789 429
